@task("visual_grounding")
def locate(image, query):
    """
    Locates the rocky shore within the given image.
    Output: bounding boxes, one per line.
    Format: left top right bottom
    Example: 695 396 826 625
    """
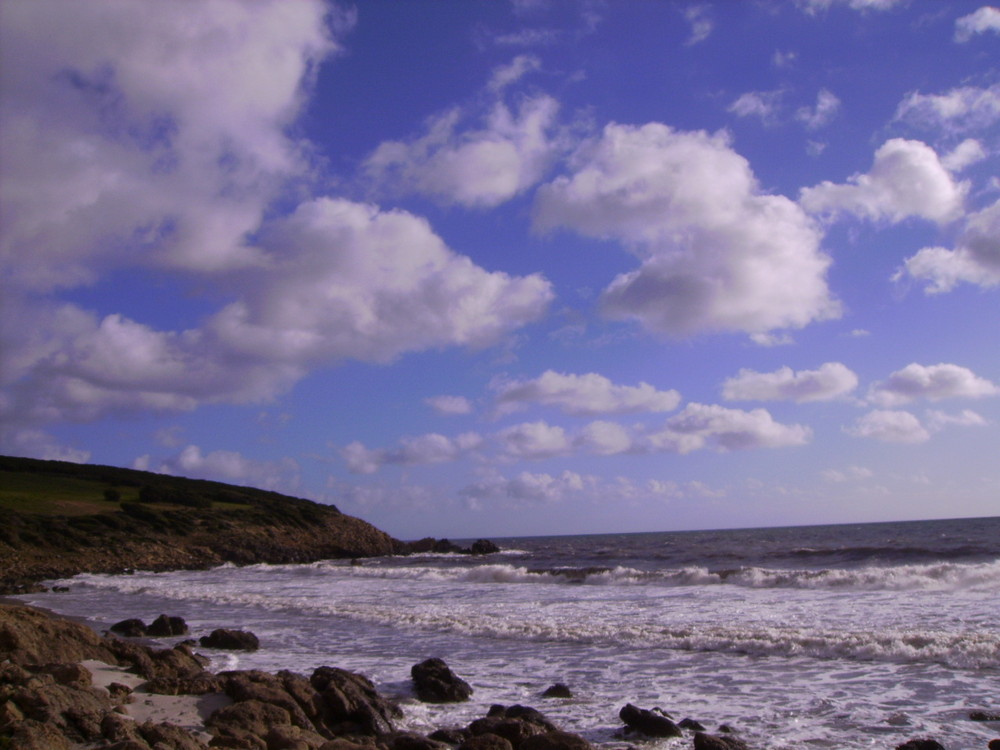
4 603 988 750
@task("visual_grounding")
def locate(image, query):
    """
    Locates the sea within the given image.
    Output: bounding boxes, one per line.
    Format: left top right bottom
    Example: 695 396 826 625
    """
14 516 1000 749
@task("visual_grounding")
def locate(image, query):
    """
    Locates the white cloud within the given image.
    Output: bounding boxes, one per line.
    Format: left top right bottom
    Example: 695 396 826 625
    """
896 199 1000 293
797 0 906 12
955 6 1000 42
158 444 301 492
795 89 841 130
648 403 812 453
535 122 839 337
822 465 874 482
365 86 562 208
488 54 541 92
728 90 784 125
894 84 1000 134
847 409 931 443
341 432 484 474
0 0 341 290
941 139 987 172
684 5 714 46
574 420 634 455
492 370 681 416
722 362 859 403
799 139 968 224
750 332 796 347
460 468 594 506
869 363 998 406
498 421 573 460
926 409 989 430
426 395 474 415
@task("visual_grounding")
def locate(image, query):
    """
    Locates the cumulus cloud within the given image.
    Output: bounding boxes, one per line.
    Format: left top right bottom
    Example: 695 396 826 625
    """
341 432 484 474
868 363 998 406
847 409 931 443
955 6 1000 42
896 199 1000 293
894 84 1000 134
648 403 812 453
426 395 474 415
492 370 681 417
722 362 859 402
799 139 968 224
795 89 841 130
941 139 987 172
926 409 989 430
574 420 634 455
460 468 593 505
364 64 562 207
498 421 573 460
157 445 301 492
0 0 340 289
728 90 784 125
535 122 839 337
1 198 554 437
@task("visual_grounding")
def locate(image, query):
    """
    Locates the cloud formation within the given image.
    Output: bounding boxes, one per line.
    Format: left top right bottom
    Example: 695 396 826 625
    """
955 6 1000 42
847 409 931 443
535 123 839 337
896 199 1000 293
894 84 1000 134
492 370 681 417
868 363 998 406
651 403 812 452
799 139 967 224
722 362 858 403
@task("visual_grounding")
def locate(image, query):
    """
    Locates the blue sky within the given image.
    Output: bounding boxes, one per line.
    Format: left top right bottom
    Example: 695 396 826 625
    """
2 0 999 539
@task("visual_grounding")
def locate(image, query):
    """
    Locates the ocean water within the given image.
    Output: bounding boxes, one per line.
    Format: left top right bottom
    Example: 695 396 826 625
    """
17 516 1000 749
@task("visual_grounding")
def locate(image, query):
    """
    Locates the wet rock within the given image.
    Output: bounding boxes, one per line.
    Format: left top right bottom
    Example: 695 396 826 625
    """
468 718 548 750
618 703 681 738
679 718 706 731
199 628 260 651
311 665 402 736
895 740 945 750
971 711 1000 721
385 731 455 750
110 618 148 638
541 684 572 699
988 740 1000 750
520 731 593 750
146 613 189 637
459 733 514 750
693 732 749 750
430 727 471 745
411 658 473 703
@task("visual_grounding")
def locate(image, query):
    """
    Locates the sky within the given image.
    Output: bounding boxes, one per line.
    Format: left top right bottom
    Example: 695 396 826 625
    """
1 0 999 540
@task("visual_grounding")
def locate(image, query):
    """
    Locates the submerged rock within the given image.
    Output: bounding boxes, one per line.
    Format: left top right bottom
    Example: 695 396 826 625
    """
895 740 945 750
541 684 572 699
693 732 749 750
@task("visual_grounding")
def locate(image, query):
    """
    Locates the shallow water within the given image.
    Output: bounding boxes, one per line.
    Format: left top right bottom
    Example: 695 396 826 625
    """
19 517 1000 749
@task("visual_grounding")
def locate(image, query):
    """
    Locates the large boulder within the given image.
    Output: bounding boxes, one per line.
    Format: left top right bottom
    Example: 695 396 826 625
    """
520 731 593 750
311 665 402 736
110 618 148 638
199 628 260 651
0 604 120 666
207 699 292 745
411 658 473 703
895 741 945 750
618 704 681 738
146 614 189 637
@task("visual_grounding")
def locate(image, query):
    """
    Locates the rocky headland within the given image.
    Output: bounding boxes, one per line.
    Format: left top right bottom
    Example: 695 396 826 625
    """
0 456 493 594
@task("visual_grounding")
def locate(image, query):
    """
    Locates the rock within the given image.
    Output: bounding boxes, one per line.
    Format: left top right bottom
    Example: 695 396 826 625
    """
895 741 945 750
139 720 211 749
971 711 1000 721
36 661 93 688
199 628 260 651
8 718 74 750
101 711 145 744
0 604 121 666
412 658 473 703
10 679 113 742
146 614 189 637
693 732 749 750
679 718 706 731
385 731 455 750
110 618 148 637
541 684 572 699
222 670 316 732
310 665 402 736
319 741 378 750
143 672 224 696
468 718 547 750
470 540 500 555
207 698 292 744
265 723 330 750
520 731 593 750
430 727 471 745
458 734 513 750
988 740 1000 750
618 703 681 738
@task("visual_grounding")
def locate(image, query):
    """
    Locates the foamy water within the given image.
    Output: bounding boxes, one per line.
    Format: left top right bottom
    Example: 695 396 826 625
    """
19 517 1000 749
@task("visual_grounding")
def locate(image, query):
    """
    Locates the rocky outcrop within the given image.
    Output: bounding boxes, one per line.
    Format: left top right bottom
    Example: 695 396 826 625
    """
411 658 474 703
404 538 501 555
693 732 750 750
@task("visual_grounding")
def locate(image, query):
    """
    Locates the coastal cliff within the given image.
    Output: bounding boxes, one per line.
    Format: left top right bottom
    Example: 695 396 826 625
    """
0 455 404 593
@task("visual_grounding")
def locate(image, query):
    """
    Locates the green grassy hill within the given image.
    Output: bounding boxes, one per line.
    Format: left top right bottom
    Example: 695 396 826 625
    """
0 455 403 593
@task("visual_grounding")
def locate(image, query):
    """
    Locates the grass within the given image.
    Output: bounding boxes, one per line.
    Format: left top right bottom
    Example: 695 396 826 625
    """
0 470 133 515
